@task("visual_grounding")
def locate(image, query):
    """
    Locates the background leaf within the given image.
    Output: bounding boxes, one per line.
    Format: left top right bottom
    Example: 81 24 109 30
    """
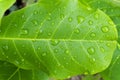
0 0 15 24
0 0 118 79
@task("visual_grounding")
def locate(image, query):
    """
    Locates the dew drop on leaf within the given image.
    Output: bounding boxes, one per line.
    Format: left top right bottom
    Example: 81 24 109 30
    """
100 47 105 52
90 32 96 37
94 13 99 19
2 45 9 51
74 28 80 34
68 17 72 22
50 40 60 46
32 20 38 25
60 14 65 19
88 20 93 25
42 53 47 56
15 60 19 65
101 26 109 33
21 29 28 35
87 47 95 55
77 16 85 23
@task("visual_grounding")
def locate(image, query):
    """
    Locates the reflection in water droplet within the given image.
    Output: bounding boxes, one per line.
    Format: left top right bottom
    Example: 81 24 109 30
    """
42 53 47 56
77 16 85 23
21 29 28 35
101 26 109 33
68 17 72 22
90 32 96 37
87 47 95 55
88 20 93 25
50 40 60 46
74 28 80 34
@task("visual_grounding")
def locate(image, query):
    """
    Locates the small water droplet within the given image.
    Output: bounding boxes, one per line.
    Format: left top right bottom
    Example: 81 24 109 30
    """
2 45 9 51
15 60 19 64
88 20 93 25
74 28 80 34
52 22 55 25
48 32 52 36
106 43 110 47
65 50 69 54
42 53 47 56
77 16 85 23
21 29 28 35
94 13 99 19
90 32 96 37
21 59 24 62
32 20 38 25
50 40 60 46
68 17 72 22
54 49 58 53
60 14 65 19
100 47 105 52
92 58 96 62
101 26 109 33
87 47 95 55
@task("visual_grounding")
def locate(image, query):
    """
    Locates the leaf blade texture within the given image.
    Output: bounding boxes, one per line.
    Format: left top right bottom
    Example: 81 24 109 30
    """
0 0 118 79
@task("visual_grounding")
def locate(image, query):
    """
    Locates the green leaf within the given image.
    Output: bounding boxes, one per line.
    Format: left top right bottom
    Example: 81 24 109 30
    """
80 0 120 43
0 60 49 80
0 0 15 24
99 45 120 80
0 0 118 79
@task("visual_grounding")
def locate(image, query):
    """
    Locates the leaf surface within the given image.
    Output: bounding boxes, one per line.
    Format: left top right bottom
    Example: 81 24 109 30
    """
0 60 48 80
0 0 118 79
0 0 15 24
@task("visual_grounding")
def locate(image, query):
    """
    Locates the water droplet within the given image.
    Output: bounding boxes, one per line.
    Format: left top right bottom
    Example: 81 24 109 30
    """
21 59 24 62
50 40 60 46
32 20 38 25
21 29 28 35
54 49 58 53
74 28 80 34
39 30 43 34
87 47 95 55
60 14 65 19
15 60 19 64
100 47 105 52
48 13 51 16
92 58 96 62
52 22 55 25
47 17 51 21
101 26 109 33
106 43 110 47
77 16 85 23
108 20 114 25
90 32 96 37
88 20 93 25
48 32 52 36
94 13 99 19
2 45 9 51
42 53 47 56
65 50 69 54
68 17 72 22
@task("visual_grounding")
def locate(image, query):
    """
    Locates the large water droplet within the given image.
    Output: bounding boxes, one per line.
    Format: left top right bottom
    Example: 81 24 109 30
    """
50 40 60 46
42 53 47 56
87 47 95 55
21 29 28 35
68 17 72 22
101 26 109 33
77 16 85 23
